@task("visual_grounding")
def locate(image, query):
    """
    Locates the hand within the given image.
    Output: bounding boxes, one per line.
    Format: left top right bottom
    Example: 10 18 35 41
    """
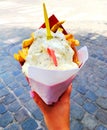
30 85 72 130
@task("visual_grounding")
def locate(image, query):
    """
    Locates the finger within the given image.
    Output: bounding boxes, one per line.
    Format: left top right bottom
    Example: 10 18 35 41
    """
60 84 72 102
30 91 47 112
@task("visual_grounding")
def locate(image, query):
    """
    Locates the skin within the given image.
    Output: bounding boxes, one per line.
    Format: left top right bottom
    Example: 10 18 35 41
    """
31 85 72 130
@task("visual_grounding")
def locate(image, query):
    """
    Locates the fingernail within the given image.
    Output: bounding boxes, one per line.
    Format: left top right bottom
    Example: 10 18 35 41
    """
29 91 35 98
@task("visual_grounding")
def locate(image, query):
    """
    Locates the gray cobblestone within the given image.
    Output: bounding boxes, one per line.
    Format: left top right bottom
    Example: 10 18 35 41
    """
24 99 38 112
32 108 43 121
71 102 85 120
0 88 10 98
96 97 107 110
3 93 16 105
4 123 21 130
95 109 107 125
21 118 38 130
19 92 31 104
8 81 20 90
83 101 98 114
95 87 107 98
14 108 29 123
82 114 98 130
0 82 4 89
0 104 6 114
14 87 25 97
0 112 14 127
8 100 21 112
85 90 98 102
95 125 107 130
74 94 86 106
76 85 88 95
70 120 83 130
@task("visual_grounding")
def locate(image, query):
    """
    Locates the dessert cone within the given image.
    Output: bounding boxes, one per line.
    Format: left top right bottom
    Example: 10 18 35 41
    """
14 15 88 104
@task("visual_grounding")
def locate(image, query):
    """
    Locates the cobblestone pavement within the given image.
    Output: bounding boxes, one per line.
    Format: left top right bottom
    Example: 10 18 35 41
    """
0 0 107 130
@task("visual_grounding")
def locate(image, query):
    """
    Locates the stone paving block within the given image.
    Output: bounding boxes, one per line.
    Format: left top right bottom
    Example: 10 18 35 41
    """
95 87 107 98
38 128 44 130
96 97 107 110
0 127 3 130
40 120 47 130
83 127 90 130
19 92 31 104
85 90 98 102
21 118 38 130
96 78 107 88
0 48 9 56
70 120 83 130
4 123 21 130
8 44 21 56
71 103 85 120
8 100 21 112
76 85 88 95
73 94 86 106
0 88 10 98
0 66 9 74
24 99 38 112
0 58 11 67
0 72 15 85
0 82 4 89
14 108 29 123
10 59 21 70
71 88 78 98
95 109 107 125
16 73 27 82
32 108 43 121
8 81 20 90
83 101 98 114
0 104 6 114
0 112 13 127
3 93 16 105
14 87 25 97
95 125 107 130
24 85 31 91
21 78 29 87
82 114 98 130
12 69 21 76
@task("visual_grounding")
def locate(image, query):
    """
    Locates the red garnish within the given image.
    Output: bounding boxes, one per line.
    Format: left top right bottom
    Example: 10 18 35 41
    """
47 48 58 66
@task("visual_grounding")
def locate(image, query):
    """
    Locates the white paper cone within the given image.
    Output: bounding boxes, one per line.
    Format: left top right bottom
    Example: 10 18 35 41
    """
28 46 88 104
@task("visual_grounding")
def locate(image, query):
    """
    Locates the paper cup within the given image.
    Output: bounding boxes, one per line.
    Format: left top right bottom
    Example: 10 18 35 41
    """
27 46 88 104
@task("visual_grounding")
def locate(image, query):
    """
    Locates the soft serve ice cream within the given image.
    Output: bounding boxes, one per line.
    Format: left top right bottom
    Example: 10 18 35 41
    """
22 28 78 75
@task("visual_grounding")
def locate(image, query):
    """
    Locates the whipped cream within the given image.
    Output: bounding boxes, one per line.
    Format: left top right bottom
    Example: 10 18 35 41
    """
22 28 78 75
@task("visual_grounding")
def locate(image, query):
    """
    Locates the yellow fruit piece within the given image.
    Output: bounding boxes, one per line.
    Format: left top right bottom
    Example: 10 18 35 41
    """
57 27 63 32
22 38 34 48
51 21 65 32
30 32 35 40
65 34 74 40
74 40 80 46
72 46 80 66
18 48 28 60
14 53 25 63
67 39 80 46
14 53 20 61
